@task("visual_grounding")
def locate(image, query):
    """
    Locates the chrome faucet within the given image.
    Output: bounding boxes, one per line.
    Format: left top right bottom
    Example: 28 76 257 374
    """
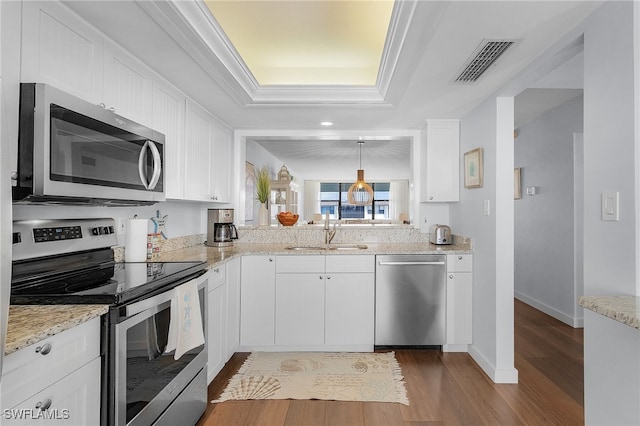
324 221 336 245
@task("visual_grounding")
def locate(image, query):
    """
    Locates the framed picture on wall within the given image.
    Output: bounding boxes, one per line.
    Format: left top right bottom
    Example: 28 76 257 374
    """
514 167 522 200
464 148 484 188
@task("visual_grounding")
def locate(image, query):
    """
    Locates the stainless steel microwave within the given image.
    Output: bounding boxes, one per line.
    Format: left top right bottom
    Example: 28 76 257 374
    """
13 83 165 205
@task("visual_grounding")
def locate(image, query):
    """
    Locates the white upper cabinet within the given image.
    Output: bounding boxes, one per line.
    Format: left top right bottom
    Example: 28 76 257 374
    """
103 39 153 127
152 79 186 200
21 1 104 103
184 99 215 201
184 99 232 203
421 119 460 202
211 125 232 203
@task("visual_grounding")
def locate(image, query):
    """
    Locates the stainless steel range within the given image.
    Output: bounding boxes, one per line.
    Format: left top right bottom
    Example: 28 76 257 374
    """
11 218 208 426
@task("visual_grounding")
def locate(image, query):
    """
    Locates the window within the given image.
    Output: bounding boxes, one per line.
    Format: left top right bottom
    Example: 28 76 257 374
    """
320 182 390 220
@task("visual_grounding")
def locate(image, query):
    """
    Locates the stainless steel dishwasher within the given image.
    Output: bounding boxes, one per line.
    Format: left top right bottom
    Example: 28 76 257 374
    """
375 254 446 346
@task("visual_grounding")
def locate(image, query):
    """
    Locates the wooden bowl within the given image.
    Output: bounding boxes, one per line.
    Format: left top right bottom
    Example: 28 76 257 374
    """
277 213 299 226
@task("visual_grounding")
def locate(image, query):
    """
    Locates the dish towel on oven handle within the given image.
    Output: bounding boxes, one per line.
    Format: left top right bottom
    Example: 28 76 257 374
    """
165 279 205 360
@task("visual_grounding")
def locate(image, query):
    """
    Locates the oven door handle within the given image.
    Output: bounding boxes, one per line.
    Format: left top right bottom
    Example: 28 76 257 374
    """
124 275 207 318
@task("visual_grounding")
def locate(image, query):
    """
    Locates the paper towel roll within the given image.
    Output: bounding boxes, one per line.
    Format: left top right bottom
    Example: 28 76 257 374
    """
125 218 148 262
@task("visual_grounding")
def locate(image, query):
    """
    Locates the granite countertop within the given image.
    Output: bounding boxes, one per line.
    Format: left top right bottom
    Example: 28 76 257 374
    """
6 240 470 356
5 304 109 356
580 296 640 330
156 241 472 268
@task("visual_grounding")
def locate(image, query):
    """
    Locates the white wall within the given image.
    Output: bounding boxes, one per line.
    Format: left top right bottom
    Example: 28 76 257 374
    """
582 1 637 297
514 95 584 326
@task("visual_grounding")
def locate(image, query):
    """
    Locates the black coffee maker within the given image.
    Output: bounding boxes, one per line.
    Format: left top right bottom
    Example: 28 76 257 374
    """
206 209 238 247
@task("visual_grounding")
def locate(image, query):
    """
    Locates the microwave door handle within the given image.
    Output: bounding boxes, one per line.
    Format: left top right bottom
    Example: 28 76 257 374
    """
137 141 150 189
146 141 162 190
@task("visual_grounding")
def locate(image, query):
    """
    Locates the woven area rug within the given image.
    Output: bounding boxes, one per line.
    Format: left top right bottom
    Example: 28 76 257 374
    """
212 351 409 405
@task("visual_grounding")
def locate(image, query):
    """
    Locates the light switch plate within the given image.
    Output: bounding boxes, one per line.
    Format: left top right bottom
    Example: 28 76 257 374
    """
483 199 491 216
602 192 619 221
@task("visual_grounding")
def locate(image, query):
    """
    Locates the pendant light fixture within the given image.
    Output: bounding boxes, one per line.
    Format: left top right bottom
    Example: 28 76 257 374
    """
347 140 374 205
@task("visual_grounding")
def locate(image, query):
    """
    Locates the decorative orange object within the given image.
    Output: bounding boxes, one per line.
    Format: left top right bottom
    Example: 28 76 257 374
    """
277 212 299 226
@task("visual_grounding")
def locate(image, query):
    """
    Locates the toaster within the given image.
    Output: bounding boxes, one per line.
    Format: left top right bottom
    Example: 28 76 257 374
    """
429 224 452 245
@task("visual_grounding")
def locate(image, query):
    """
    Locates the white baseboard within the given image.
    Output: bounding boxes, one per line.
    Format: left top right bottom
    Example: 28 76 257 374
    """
443 344 468 352
468 345 519 384
515 292 583 328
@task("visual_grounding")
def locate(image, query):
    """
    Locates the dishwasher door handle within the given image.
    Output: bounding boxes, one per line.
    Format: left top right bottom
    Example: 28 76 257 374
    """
377 261 445 266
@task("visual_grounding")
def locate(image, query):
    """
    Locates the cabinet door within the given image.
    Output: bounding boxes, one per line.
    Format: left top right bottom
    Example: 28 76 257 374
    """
240 256 276 347
211 124 232 203
6 357 101 426
152 79 186 199
225 257 241 359
183 100 214 201
21 1 104 103
325 273 374 346
422 120 460 202
207 282 226 382
275 273 325 346
446 272 473 345
103 39 153 126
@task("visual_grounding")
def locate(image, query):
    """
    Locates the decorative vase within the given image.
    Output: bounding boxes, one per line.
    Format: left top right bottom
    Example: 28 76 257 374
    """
258 203 269 226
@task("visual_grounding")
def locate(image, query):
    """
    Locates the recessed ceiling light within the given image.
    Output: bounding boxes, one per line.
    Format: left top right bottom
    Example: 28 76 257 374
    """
320 121 333 126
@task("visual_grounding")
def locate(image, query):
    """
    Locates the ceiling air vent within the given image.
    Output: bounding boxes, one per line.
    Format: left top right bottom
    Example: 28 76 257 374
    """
453 39 516 84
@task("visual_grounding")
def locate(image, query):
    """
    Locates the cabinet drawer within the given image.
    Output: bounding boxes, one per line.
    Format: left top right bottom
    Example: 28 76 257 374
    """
208 263 226 291
6 357 101 426
2 317 101 410
276 255 324 273
326 255 375 273
446 254 473 272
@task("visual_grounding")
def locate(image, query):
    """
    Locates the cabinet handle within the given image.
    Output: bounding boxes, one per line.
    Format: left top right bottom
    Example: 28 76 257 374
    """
211 195 218 201
458 256 463 260
319 275 323 280
213 268 220 273
449 274 454 279
35 399 52 411
268 258 273 262
98 102 106 109
109 107 116 113
327 275 331 280
10 171 18 181
35 343 52 355
429 196 434 200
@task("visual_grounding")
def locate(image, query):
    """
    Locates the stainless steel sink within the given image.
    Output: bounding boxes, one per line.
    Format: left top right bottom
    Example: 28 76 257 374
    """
284 246 326 251
284 244 368 251
327 244 368 250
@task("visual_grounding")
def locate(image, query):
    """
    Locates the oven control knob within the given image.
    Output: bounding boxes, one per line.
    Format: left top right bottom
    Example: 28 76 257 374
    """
91 227 100 235
103 226 111 235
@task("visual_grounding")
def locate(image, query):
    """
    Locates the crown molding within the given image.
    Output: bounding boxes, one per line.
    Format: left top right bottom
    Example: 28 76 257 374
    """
139 0 419 107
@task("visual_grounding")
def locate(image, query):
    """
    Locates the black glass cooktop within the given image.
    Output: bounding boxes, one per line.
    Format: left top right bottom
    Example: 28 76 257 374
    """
11 260 206 305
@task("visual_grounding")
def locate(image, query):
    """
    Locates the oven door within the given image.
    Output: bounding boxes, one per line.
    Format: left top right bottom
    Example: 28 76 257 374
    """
112 276 207 426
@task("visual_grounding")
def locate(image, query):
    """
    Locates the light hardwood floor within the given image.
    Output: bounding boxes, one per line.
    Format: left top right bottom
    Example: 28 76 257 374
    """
197 299 584 425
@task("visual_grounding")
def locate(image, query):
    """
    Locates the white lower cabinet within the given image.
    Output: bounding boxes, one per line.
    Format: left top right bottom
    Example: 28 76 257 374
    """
1 317 101 425
240 256 276 347
225 257 241 360
207 266 226 382
240 254 375 351
5 357 101 426
325 256 375 348
444 254 473 352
